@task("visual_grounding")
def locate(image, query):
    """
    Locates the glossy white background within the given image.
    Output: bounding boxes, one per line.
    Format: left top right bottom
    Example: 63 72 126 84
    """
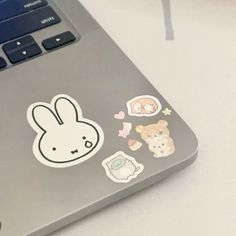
51 0 236 235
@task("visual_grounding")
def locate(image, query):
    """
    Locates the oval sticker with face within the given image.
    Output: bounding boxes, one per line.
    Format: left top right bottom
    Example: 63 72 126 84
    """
27 94 104 168
127 95 162 117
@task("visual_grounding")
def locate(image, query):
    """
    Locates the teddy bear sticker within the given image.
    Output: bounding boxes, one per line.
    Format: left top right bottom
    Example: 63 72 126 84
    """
127 95 162 117
102 151 144 183
136 120 175 158
27 94 104 168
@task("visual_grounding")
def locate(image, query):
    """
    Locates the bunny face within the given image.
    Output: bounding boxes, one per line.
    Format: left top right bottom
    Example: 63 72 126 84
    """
27 95 104 168
39 121 100 163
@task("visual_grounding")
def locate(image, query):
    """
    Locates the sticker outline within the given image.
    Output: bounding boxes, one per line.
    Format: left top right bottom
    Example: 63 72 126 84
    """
27 94 104 168
127 95 162 117
102 151 144 183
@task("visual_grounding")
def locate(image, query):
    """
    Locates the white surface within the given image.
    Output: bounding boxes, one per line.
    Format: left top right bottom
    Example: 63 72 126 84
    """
51 0 236 235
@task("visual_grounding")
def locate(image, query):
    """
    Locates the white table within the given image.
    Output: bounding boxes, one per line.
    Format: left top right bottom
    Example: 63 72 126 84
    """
51 0 236 235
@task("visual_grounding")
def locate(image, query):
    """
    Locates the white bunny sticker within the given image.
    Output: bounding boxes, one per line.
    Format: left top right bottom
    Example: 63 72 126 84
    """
27 94 104 168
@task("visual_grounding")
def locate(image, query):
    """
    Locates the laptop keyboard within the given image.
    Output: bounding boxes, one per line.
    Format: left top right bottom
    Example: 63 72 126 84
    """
0 56 7 69
3 35 42 63
0 0 48 21
0 0 78 70
0 6 61 44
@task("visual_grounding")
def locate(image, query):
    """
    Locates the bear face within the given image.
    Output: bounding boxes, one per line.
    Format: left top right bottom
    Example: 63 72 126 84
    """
136 120 170 144
148 135 175 158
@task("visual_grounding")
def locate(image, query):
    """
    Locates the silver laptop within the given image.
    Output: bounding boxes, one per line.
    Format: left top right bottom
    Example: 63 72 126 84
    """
0 0 198 235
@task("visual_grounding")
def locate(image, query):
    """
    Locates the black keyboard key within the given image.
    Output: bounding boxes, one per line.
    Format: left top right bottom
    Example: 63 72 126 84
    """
3 35 42 63
7 44 42 64
0 6 61 44
0 57 7 69
3 35 35 55
42 31 76 50
0 0 48 22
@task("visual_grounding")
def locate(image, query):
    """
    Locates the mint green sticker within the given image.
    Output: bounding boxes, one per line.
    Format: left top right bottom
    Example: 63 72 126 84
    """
102 151 144 183
111 159 126 170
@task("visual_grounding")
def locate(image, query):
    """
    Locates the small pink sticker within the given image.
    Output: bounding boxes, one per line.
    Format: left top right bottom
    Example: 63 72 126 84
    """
118 122 132 138
128 139 142 151
114 111 125 120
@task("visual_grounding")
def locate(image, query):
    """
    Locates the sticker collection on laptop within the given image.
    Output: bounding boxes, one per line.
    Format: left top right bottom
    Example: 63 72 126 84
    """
103 94 176 183
27 94 175 184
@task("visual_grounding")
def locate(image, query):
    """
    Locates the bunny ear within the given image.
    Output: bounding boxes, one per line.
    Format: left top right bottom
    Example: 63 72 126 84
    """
28 104 60 132
54 95 82 124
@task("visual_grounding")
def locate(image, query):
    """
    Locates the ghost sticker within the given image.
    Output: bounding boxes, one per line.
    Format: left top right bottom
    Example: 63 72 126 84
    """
27 94 104 168
127 95 162 117
102 151 144 183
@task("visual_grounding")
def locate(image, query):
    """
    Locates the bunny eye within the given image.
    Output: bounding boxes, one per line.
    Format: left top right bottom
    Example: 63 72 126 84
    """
82 136 86 140
52 147 57 151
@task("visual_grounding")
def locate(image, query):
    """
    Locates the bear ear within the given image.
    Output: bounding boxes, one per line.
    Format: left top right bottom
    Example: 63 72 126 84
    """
157 120 168 127
136 125 144 133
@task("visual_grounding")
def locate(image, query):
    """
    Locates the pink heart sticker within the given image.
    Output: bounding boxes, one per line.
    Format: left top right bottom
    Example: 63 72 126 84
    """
114 111 125 120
